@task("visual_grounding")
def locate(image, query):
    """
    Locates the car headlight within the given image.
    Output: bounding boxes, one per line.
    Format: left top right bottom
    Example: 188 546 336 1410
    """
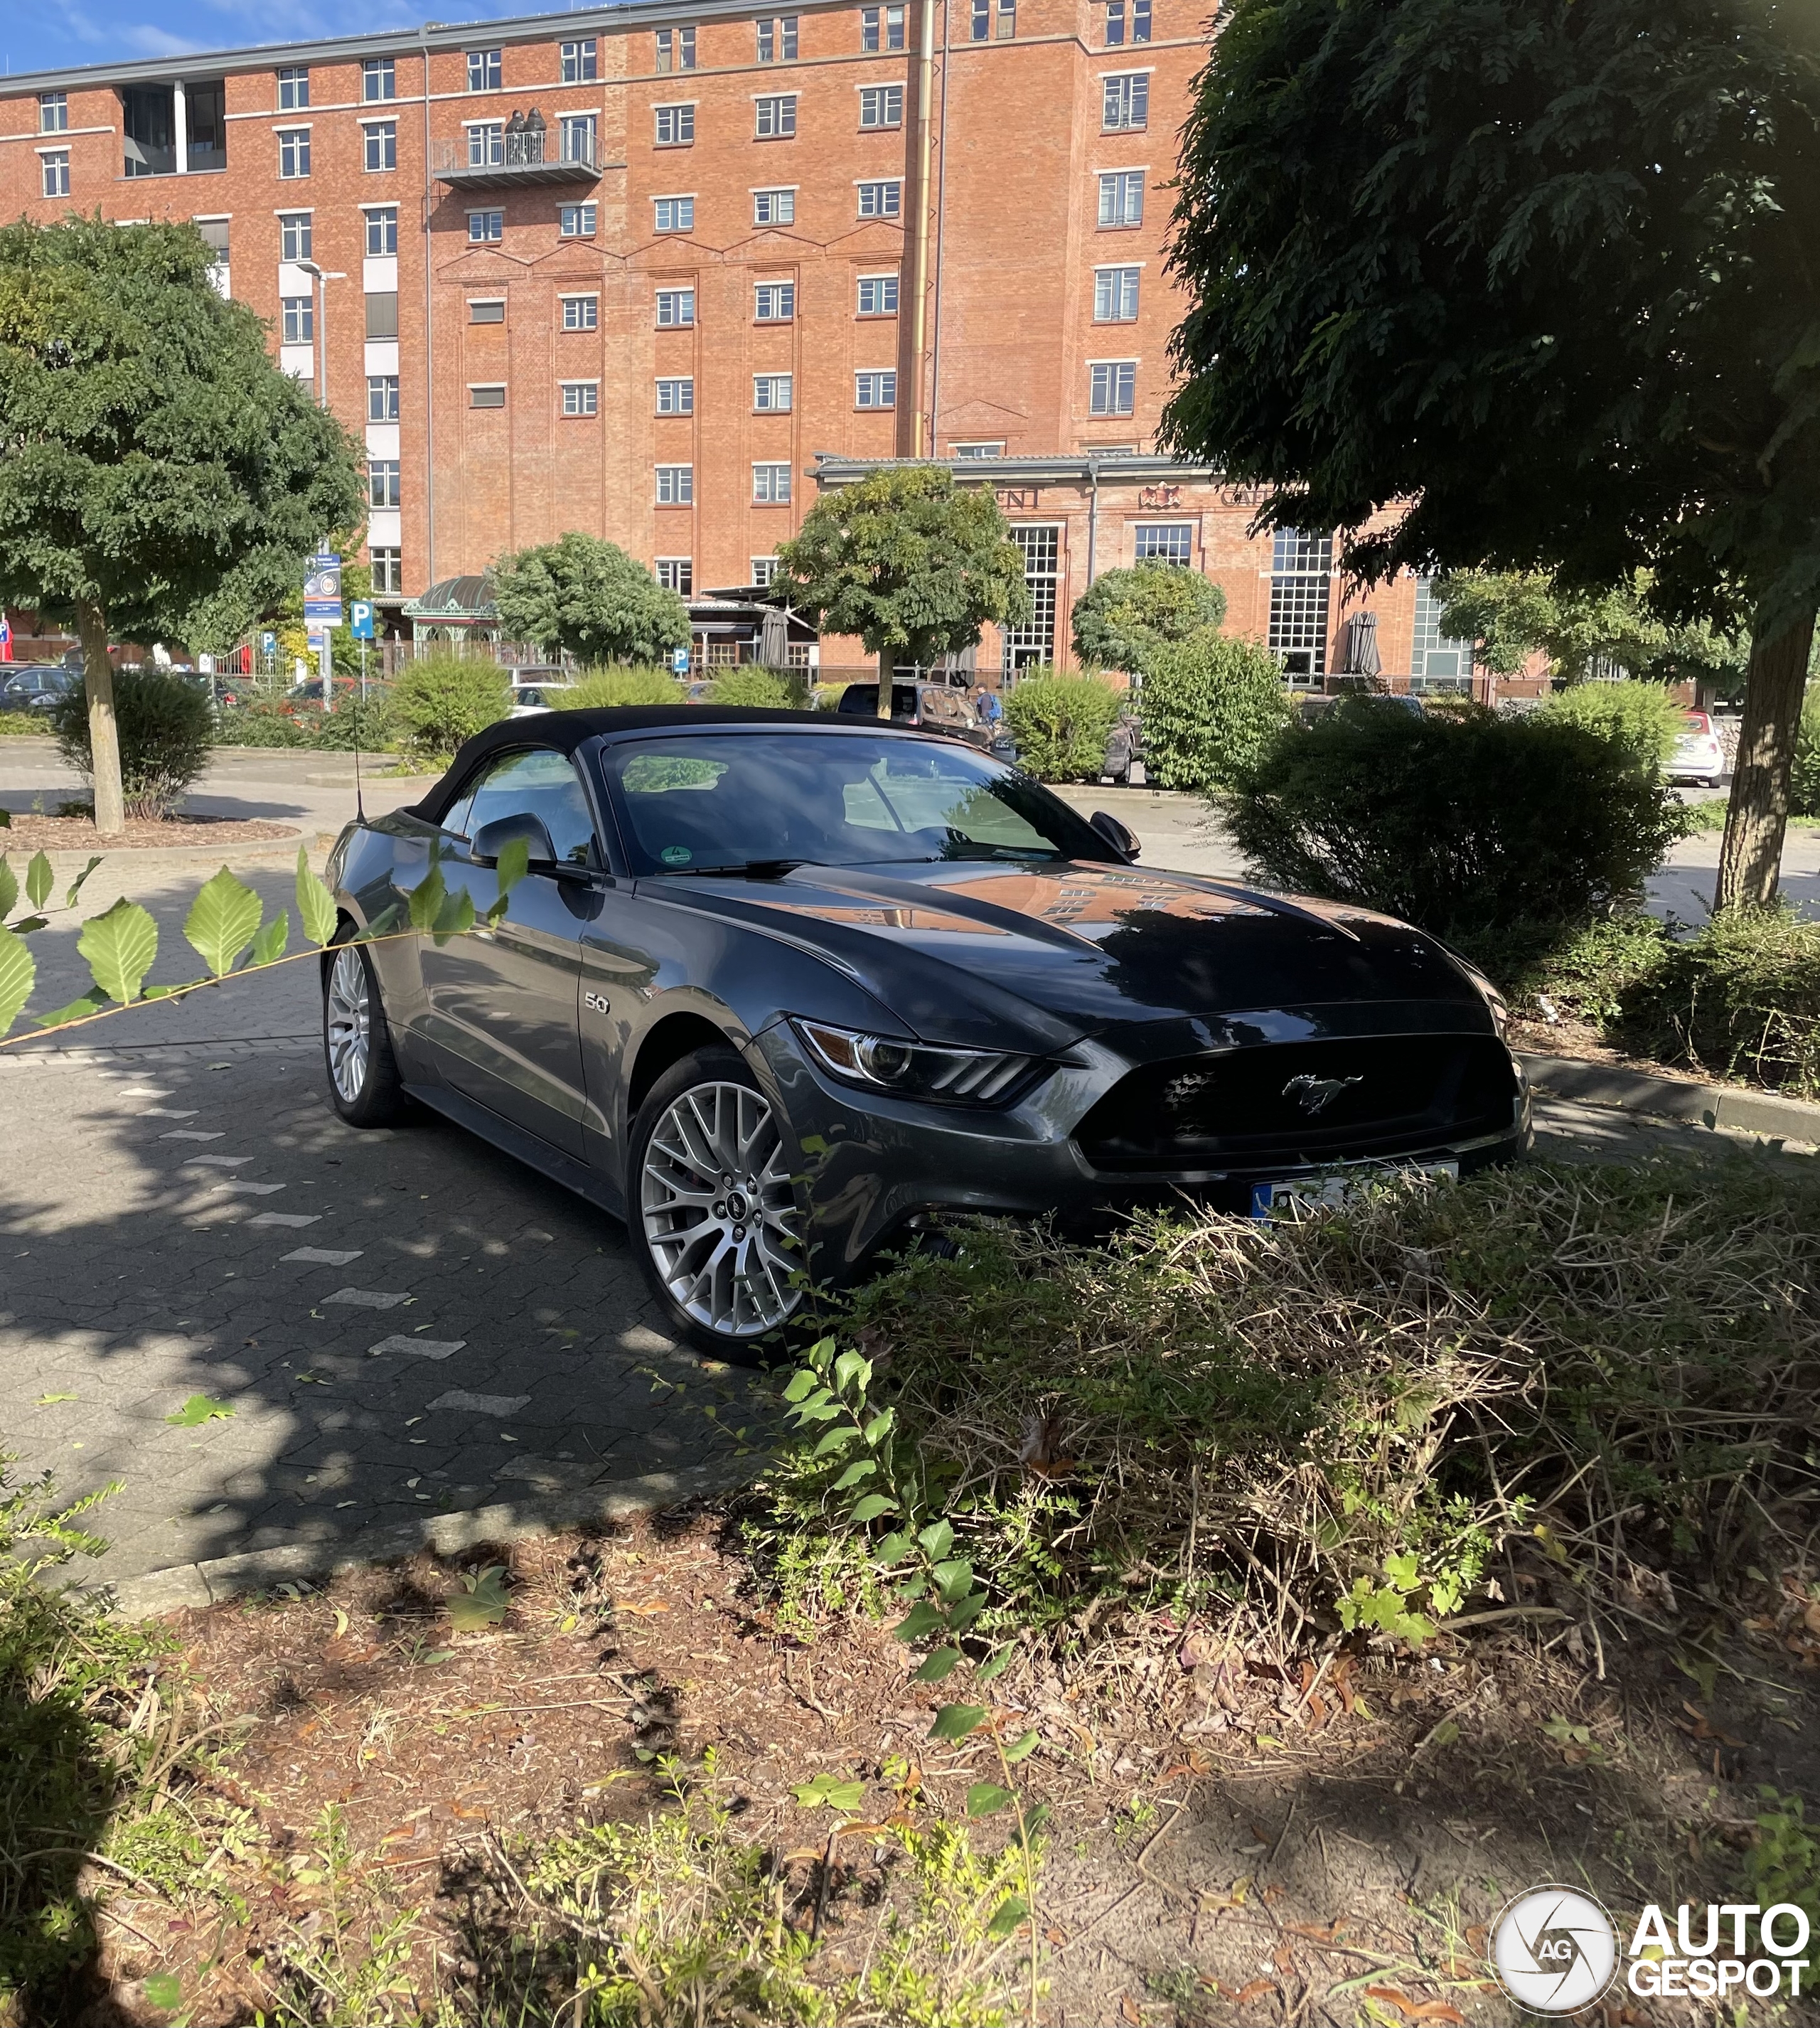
794 1018 1034 1104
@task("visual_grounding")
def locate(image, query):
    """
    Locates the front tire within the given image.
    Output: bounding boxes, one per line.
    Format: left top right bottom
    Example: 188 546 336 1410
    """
628 1046 805 1363
323 931 407 1127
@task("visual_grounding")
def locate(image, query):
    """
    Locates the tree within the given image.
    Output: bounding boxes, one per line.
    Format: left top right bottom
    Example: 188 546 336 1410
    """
1071 561 1227 675
491 531 690 667
1162 0 1820 909
1438 571 1750 689
775 466 1032 717
1140 631 1290 791
0 216 365 836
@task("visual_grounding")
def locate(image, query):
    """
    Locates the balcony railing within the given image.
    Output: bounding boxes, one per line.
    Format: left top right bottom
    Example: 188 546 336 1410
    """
433 119 605 190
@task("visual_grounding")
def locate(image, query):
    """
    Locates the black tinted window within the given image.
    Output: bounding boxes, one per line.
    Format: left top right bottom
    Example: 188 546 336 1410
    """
459 749 598 865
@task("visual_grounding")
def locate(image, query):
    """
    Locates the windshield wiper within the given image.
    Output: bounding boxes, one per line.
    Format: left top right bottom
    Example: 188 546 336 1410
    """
665 858 804 880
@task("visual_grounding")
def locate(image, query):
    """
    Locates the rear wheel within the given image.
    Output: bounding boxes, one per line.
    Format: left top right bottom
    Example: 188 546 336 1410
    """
628 1046 804 1363
323 931 407 1127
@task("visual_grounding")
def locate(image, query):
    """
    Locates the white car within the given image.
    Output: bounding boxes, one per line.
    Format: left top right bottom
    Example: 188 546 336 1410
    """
1668 711 1725 789
508 682 576 718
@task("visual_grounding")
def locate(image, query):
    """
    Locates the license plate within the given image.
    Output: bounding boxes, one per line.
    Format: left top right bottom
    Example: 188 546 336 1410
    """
1248 1160 1459 1220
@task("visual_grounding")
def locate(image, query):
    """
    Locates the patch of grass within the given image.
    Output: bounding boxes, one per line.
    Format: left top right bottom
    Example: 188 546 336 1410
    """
1681 796 1820 832
0 713 46 737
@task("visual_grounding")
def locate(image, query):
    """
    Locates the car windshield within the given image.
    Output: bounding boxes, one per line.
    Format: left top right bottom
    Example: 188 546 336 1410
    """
601 732 1114 875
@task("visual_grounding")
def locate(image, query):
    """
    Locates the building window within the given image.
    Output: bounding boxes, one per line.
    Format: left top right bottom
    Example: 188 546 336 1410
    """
1411 577 1474 684
198 219 230 270
862 5 906 50
469 298 505 324
277 66 309 110
756 16 798 60
368 374 400 422
560 202 597 238
1088 361 1137 415
657 464 694 506
856 178 901 218
1106 0 1125 45
363 58 396 102
561 38 598 83
1005 525 1059 667
857 272 899 315
656 376 695 414
753 462 792 504
655 288 695 328
281 295 314 343
754 281 795 321
41 150 70 199
751 555 780 587
952 441 1005 457
754 373 793 412
974 0 1015 36
655 26 697 72
369 460 401 508
561 382 600 416
467 48 502 92
855 369 896 409
365 206 399 255
1093 266 1140 321
277 129 310 178
1133 0 1152 40
364 121 397 171
655 195 695 232
859 85 904 129
468 209 503 245
1133 523 1192 564
1098 169 1145 228
370 547 402 594
655 104 695 146
366 292 400 338
39 92 68 133
467 123 503 168
279 212 313 262
655 558 692 594
754 187 796 225
560 114 596 165
470 385 506 409
561 294 599 331
756 94 797 139
1103 73 1149 131
1268 528 1334 676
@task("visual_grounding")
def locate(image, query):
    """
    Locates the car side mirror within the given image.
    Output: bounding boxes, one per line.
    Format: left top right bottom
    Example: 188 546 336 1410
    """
1090 810 1140 863
471 811 557 869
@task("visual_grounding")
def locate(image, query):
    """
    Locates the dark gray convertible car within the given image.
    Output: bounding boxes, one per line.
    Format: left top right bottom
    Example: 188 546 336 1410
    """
323 708 1529 1358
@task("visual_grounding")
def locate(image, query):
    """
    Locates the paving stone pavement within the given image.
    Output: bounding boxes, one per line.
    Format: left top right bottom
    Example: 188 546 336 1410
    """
0 1035 774 1596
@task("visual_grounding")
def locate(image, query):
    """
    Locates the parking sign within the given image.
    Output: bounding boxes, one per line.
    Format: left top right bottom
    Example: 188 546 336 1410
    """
349 602 375 640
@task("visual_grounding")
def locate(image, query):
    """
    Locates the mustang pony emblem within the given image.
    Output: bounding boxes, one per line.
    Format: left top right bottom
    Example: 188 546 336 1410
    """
1282 1072 1364 1115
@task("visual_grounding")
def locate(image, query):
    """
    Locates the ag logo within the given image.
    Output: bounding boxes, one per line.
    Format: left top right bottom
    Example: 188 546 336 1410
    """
1491 1884 1618 2013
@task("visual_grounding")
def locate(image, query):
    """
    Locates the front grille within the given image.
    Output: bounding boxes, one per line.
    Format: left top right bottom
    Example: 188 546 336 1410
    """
1074 1034 1519 1172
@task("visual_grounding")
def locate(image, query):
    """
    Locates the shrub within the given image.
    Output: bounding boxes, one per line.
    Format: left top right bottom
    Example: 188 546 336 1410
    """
215 700 306 747
564 666 685 708
1496 912 1672 1024
50 666 213 818
1224 697 1687 942
1535 678 1687 772
1001 671 1122 779
1792 689 1820 817
0 712 44 737
1140 631 1290 790
390 653 510 757
307 690 396 752
707 666 801 709
1070 562 1227 675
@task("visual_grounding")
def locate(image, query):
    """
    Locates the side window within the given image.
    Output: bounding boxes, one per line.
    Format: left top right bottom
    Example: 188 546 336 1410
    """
461 749 600 865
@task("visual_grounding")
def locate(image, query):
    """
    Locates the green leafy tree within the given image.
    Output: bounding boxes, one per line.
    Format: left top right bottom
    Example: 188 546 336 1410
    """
491 532 690 667
1140 631 1290 791
1070 562 1227 676
1001 673 1123 779
776 466 1032 717
1163 0 1820 909
0 217 365 836
1438 570 1750 689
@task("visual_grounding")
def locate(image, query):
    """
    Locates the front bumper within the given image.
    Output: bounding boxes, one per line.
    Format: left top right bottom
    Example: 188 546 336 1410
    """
753 1023 1533 1282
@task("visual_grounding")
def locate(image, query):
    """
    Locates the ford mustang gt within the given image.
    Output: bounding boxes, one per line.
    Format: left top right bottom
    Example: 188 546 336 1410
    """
321 708 1529 1359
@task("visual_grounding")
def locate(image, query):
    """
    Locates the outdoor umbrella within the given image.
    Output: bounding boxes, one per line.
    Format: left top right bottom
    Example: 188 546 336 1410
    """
759 605 791 669
1343 611 1382 678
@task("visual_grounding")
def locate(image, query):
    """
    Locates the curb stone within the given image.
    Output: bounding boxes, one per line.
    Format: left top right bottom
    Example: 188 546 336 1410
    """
1521 1052 1820 1145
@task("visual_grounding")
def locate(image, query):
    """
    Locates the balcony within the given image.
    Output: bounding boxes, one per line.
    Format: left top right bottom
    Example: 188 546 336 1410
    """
434 117 606 191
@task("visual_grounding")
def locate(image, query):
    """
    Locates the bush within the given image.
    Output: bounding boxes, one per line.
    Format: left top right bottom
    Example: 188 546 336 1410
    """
390 653 510 757
1224 697 1687 942
564 666 685 708
1001 671 1122 779
1497 912 1672 1024
1792 689 1820 817
50 666 213 818
0 712 44 737
1535 678 1687 772
215 700 306 747
1070 562 1227 675
707 667 801 709
1140 631 1290 790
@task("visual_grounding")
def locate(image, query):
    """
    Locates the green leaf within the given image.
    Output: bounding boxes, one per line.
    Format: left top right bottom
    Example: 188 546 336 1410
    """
407 860 448 934
932 1558 975 1603
874 1530 912 1566
36 1392 78 1405
947 1591 988 1633
9 915 48 934
64 855 104 909
833 1459 877 1490
1002 1727 1040 1764
834 1348 872 1394
914 1645 963 1682
165 1394 234 1427
250 910 290 968
142 1970 183 2012
24 850 53 909
919 1518 955 1560
488 834 530 921
0 855 16 921
431 887 476 944
975 1645 1015 1684
34 989 109 1029
986 1896 1029 1939
791 1773 866 1813
0 924 34 1037
77 897 159 1005
850 1493 897 1524
863 1407 896 1446
928 1702 986 1741
782 1368 820 1403
812 1426 856 1458
892 1601 948 1643
296 845 338 946
183 865 264 976
967 1782 1016 1817
1024 1802 1052 1835
447 1564 511 1632
361 901 403 936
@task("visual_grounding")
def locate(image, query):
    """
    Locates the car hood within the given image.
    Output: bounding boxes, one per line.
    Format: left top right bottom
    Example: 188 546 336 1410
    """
643 859 1492 1053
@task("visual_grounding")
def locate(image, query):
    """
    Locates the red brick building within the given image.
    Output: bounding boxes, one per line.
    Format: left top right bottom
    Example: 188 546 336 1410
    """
0 0 1484 687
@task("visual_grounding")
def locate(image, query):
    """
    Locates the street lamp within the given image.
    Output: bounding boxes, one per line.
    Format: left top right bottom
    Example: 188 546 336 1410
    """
294 258 347 410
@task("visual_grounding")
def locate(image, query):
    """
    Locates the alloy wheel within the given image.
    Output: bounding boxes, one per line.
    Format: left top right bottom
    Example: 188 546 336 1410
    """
640 1081 801 1339
326 944 371 1104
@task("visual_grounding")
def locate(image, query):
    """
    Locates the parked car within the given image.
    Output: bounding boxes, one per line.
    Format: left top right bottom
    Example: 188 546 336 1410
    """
835 680 990 747
1 667 80 713
1668 710 1725 789
508 683 577 717
321 707 1529 1360
1101 710 1145 784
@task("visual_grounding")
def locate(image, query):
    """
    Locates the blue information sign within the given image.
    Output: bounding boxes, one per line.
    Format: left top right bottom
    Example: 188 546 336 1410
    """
304 552 343 627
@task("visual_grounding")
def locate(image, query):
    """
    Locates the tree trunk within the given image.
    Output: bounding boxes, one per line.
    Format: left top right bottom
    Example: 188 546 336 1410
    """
877 648 895 720
1715 604 1816 912
79 602 125 839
